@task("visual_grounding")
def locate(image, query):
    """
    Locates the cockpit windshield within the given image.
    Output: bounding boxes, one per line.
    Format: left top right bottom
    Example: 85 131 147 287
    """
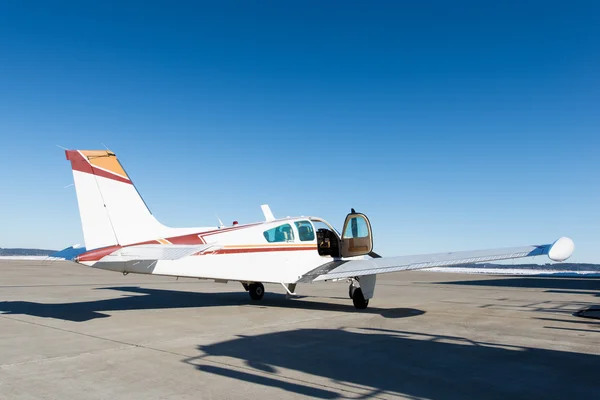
310 218 341 237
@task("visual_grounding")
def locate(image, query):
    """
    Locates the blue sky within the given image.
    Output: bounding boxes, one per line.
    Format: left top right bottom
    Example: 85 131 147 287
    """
0 1 598 262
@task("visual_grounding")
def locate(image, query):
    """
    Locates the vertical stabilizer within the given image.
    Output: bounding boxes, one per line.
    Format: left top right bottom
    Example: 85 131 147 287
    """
65 150 168 249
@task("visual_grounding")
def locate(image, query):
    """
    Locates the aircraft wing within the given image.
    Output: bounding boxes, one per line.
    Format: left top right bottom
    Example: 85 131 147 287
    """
299 237 575 282
101 244 217 262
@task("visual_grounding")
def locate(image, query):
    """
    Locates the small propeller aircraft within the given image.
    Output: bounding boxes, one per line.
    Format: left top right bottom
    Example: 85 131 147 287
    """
56 150 575 309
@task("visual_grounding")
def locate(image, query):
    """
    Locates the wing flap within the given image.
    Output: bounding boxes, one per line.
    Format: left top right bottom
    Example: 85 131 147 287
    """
301 237 574 282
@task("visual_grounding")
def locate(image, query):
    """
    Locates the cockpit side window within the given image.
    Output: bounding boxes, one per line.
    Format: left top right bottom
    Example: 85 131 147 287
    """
294 220 315 241
263 224 295 243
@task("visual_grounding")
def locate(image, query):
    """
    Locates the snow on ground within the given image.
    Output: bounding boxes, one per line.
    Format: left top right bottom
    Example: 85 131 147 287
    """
425 267 600 277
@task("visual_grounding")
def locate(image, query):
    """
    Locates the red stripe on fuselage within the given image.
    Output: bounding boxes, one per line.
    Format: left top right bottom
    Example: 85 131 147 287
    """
162 223 262 245
199 223 264 238
77 221 292 262
198 246 317 255
167 233 205 244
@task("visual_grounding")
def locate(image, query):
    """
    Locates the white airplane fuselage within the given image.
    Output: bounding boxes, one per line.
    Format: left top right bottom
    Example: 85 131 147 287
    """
78 217 345 285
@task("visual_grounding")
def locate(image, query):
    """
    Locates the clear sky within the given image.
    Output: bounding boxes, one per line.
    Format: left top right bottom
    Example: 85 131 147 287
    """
0 1 598 262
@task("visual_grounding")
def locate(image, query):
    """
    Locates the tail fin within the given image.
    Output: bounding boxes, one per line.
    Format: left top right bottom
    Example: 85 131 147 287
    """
66 150 171 250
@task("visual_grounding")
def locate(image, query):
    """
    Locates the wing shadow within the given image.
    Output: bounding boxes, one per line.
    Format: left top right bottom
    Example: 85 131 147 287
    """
0 286 424 322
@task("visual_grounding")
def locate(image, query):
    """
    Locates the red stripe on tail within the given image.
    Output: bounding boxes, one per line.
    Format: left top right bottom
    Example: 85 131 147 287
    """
66 150 132 185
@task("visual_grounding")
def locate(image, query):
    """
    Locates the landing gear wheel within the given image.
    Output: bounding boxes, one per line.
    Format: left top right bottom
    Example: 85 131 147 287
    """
249 283 265 301
352 287 369 309
348 284 355 299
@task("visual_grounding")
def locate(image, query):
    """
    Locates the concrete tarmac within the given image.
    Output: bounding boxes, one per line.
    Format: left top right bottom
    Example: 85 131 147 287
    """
0 260 598 399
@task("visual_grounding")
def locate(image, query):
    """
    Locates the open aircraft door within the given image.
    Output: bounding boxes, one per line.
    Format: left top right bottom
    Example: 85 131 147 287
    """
340 210 373 258
316 209 374 259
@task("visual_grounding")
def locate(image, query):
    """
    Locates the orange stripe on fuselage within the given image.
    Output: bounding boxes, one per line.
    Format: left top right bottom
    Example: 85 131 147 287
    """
223 244 315 248
196 245 317 255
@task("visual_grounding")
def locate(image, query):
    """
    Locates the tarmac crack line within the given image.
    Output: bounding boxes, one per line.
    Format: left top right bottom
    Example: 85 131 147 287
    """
0 314 140 347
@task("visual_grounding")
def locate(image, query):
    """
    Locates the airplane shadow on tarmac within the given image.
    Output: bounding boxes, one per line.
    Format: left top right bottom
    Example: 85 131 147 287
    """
0 286 424 322
183 327 600 400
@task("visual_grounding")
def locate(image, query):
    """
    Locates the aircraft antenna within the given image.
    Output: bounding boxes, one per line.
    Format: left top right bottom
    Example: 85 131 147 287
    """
215 214 225 228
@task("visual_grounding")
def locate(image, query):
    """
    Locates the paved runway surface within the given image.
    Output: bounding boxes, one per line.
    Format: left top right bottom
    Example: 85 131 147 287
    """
1 260 599 399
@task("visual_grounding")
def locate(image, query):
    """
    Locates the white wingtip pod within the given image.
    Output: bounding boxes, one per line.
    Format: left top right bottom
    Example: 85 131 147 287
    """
548 237 575 262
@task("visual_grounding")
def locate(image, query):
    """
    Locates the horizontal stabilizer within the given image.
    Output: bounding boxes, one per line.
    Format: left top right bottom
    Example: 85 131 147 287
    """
101 244 217 262
50 245 88 260
299 237 575 282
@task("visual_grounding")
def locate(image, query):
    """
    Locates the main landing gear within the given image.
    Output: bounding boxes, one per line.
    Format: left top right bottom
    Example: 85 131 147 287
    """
245 282 264 301
348 280 369 310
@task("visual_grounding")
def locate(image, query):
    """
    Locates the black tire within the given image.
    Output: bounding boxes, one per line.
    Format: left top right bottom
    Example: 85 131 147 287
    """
348 284 354 299
352 288 369 309
249 282 265 301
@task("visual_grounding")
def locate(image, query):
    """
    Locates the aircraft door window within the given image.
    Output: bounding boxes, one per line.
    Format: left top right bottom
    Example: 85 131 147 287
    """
294 221 315 241
341 213 373 257
342 216 369 239
263 224 295 243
